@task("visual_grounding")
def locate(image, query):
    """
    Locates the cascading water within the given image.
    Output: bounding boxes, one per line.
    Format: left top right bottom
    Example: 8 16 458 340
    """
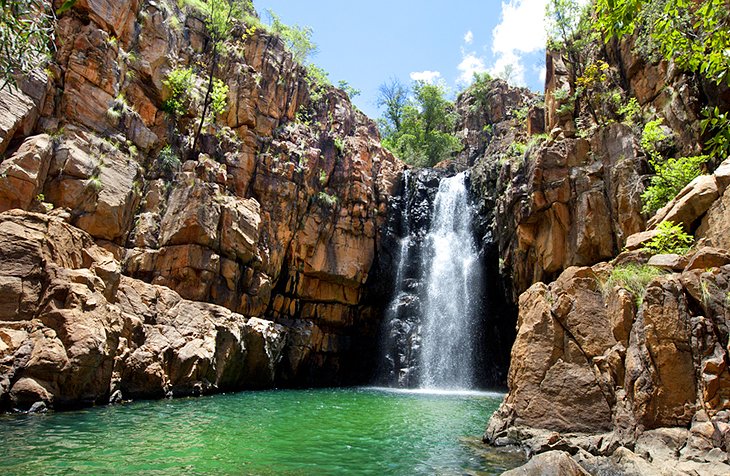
378 171 482 390
418 172 481 389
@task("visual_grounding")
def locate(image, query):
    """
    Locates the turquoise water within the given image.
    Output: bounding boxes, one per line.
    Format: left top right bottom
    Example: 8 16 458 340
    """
0 387 522 475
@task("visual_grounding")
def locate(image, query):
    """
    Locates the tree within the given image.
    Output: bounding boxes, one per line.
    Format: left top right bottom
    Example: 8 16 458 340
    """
379 80 462 167
268 9 317 63
192 0 249 153
0 0 56 91
377 77 408 134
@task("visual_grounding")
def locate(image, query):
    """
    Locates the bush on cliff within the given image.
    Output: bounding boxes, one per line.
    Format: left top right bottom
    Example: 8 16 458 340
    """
641 154 708 215
642 221 694 256
0 0 57 91
601 264 664 305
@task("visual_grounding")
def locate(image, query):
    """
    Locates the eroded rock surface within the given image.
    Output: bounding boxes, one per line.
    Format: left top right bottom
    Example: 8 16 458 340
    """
0 211 287 410
486 256 730 474
0 0 403 409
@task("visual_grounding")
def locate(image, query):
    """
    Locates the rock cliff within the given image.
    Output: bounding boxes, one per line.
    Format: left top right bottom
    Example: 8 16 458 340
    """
474 25 730 476
0 0 402 410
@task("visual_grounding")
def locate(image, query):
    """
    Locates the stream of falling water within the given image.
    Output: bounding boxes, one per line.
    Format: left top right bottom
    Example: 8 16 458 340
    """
419 172 481 390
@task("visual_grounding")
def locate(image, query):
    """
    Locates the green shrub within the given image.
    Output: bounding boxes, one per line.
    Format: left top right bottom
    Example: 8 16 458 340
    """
641 154 708 215
601 264 664 305
268 9 317 63
618 97 640 126
333 137 345 155
337 80 360 99
209 78 229 119
701 106 730 162
316 191 338 207
162 67 195 117
158 145 181 176
510 142 527 156
642 220 694 255
640 118 668 161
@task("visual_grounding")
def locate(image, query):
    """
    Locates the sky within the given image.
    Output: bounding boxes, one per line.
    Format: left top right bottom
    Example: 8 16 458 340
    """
252 0 555 120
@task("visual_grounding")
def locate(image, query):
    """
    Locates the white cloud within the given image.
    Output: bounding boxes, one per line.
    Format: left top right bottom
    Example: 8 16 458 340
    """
464 30 474 45
410 70 442 83
537 65 547 84
457 51 488 86
488 0 589 87
488 0 550 86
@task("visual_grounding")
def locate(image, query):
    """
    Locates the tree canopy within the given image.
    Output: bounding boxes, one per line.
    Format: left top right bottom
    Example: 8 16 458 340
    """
378 79 462 168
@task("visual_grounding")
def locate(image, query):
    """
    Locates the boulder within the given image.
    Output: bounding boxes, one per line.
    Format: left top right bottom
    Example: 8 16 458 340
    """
502 451 590 476
0 134 53 212
647 253 688 271
648 175 719 230
684 247 730 271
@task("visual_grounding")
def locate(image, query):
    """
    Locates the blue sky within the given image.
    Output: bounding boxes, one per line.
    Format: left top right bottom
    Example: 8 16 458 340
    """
252 0 553 120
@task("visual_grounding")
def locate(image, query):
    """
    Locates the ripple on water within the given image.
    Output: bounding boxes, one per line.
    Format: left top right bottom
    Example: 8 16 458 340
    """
0 388 522 475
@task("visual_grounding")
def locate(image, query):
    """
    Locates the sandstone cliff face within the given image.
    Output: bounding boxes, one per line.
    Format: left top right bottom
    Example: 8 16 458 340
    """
0 211 287 409
485 250 730 473
469 40 721 301
477 31 730 474
0 0 402 409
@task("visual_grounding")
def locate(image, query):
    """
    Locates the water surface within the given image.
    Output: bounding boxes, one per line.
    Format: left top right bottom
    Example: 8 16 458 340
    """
0 387 522 475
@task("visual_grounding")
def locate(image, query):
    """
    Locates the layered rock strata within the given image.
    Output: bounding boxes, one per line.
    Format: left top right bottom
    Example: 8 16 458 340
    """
0 0 402 409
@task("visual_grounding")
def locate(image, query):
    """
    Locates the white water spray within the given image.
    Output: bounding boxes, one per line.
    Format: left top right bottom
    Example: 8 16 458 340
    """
418 172 481 390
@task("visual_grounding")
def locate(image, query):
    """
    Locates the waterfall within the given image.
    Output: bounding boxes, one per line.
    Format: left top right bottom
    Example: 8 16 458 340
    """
419 172 480 389
378 171 482 390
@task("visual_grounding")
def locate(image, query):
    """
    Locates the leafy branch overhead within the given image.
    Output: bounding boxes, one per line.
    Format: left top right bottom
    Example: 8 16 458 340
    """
0 0 60 91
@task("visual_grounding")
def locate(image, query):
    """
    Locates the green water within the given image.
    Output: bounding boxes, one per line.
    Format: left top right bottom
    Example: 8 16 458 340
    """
0 387 523 475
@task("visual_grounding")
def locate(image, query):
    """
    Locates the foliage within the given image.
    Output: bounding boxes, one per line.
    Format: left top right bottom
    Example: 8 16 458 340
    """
593 0 730 165
86 175 103 193
209 77 229 119
468 71 494 113
268 9 317 63
618 97 640 126
509 142 527 156
545 0 593 82
377 77 409 133
642 220 694 255
701 107 730 163
333 136 345 155
601 264 664 305
304 63 330 103
337 80 360 99
640 119 669 162
316 191 338 207
575 60 609 88
157 145 181 176
527 133 549 150
641 154 708 215
380 80 462 167
163 67 195 117
594 0 730 86
0 0 59 91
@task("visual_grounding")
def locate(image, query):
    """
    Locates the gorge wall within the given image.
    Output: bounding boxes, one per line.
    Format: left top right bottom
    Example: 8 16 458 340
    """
467 24 730 476
0 0 403 410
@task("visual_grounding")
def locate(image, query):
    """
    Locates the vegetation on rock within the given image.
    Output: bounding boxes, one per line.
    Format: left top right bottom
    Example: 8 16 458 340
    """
642 220 694 255
600 264 663 305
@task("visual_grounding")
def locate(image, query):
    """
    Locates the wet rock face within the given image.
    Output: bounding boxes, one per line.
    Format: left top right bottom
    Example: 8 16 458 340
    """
0 0 404 406
368 168 444 386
